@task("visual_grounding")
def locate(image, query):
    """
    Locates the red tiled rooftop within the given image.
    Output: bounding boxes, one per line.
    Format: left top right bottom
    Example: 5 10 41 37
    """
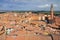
0 13 60 40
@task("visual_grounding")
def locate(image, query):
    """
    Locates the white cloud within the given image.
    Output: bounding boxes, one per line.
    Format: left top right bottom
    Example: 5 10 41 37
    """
37 4 58 8
53 4 57 7
37 4 50 8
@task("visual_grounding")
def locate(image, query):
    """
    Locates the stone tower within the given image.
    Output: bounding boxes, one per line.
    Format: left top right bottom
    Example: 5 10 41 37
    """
50 4 54 20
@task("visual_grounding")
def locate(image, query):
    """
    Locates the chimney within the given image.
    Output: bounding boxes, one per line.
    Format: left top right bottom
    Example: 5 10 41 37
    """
50 4 54 20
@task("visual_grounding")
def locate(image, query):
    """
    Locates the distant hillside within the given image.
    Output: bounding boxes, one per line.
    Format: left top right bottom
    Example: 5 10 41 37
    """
0 11 60 16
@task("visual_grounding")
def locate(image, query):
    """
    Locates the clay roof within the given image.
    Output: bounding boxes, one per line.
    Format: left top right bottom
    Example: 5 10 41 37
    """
54 16 60 26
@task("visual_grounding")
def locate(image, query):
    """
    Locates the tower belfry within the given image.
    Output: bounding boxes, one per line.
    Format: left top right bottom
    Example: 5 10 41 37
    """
50 4 54 20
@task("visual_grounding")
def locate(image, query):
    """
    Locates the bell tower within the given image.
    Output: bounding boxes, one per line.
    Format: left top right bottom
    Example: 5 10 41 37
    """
50 4 54 20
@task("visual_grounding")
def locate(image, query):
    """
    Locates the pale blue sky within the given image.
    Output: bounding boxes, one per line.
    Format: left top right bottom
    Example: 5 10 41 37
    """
0 0 60 11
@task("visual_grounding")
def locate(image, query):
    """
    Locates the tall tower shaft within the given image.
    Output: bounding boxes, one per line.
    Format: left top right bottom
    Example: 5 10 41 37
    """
50 4 54 20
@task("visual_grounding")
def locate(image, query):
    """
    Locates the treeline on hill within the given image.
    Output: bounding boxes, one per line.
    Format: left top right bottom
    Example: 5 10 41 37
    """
0 11 60 16
0 12 6 14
